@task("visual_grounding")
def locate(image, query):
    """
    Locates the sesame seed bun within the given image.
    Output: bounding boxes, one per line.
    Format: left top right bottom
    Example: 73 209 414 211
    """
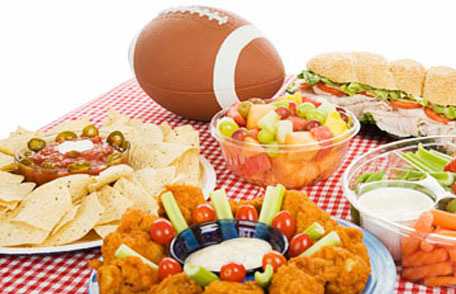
307 52 357 83
423 66 456 106
390 59 426 97
352 52 397 90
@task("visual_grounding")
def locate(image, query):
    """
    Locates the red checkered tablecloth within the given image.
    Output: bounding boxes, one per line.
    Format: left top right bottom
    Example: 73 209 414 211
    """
0 80 454 293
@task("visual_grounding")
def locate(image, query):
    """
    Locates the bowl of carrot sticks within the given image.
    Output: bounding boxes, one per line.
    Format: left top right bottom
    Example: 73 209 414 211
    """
342 135 456 287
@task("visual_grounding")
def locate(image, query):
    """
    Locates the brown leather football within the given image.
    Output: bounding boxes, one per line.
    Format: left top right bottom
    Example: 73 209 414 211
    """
132 6 285 121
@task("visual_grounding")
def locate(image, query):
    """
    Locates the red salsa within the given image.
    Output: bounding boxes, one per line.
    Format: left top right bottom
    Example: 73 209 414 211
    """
16 126 129 185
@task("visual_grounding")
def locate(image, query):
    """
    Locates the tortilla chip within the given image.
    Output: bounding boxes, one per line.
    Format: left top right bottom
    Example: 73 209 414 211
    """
88 164 134 192
133 167 176 198
13 182 72 231
51 204 79 235
160 122 173 141
166 125 199 148
51 174 93 202
0 153 15 171
93 223 118 238
45 117 91 136
173 149 201 186
0 182 36 202
0 171 24 184
0 220 49 247
128 142 192 170
0 127 37 156
97 186 133 225
43 192 104 246
113 177 158 215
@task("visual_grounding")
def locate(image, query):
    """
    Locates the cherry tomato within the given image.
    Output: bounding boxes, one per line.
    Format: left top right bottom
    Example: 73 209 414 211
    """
262 251 287 272
271 211 296 240
390 100 422 109
158 258 182 280
289 233 313 257
302 97 321 107
445 159 456 173
150 218 176 245
235 205 258 222
220 262 246 282
316 83 346 97
424 108 450 124
192 203 216 224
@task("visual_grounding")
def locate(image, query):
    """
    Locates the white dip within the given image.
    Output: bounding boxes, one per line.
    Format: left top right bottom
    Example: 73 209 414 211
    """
357 187 434 220
185 238 272 271
57 139 94 154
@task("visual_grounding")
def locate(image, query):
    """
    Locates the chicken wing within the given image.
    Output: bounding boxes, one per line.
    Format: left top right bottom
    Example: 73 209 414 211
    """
269 264 324 294
203 281 264 294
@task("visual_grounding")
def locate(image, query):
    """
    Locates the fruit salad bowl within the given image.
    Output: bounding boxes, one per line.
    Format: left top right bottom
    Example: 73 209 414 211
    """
210 95 360 188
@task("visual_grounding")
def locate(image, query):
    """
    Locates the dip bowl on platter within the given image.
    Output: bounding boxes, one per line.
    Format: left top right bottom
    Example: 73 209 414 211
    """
210 94 360 189
15 126 129 185
343 136 456 287
169 219 288 274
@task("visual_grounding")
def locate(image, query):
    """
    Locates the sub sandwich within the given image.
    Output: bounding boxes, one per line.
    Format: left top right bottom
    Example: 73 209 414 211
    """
287 52 456 137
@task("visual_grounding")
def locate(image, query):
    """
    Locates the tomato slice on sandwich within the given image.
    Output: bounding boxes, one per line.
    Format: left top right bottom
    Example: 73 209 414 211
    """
390 100 422 109
424 108 450 124
300 83 312 91
316 83 346 97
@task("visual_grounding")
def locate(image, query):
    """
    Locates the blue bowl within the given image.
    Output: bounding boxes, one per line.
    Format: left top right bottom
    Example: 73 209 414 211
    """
169 219 288 273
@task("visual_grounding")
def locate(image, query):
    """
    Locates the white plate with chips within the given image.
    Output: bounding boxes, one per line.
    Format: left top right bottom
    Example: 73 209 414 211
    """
0 156 216 255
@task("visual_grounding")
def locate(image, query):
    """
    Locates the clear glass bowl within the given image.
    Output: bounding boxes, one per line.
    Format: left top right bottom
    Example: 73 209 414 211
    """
210 105 360 189
342 136 456 286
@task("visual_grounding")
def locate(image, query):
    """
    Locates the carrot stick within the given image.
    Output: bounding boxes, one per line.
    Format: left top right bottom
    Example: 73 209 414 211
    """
402 248 448 267
432 209 456 230
420 240 435 252
402 262 453 281
415 211 434 233
424 276 456 287
401 235 421 256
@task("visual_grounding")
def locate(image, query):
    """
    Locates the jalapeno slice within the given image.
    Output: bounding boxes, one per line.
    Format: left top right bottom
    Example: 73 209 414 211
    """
19 158 33 166
56 131 77 143
82 124 99 138
27 138 46 152
107 131 125 148
107 153 123 166
68 161 91 173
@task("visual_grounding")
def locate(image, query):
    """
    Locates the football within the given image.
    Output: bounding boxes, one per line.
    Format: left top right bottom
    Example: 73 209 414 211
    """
132 6 285 121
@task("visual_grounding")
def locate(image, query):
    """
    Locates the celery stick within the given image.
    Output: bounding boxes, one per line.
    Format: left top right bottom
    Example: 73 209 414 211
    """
430 149 452 162
115 244 158 270
366 171 385 182
255 264 273 288
258 184 285 225
302 231 341 257
430 171 455 186
416 144 448 170
303 222 325 241
400 152 432 172
161 191 188 233
210 189 233 220
184 263 219 287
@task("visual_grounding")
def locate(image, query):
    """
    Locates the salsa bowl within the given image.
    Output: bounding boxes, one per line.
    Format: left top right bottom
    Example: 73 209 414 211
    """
15 129 129 185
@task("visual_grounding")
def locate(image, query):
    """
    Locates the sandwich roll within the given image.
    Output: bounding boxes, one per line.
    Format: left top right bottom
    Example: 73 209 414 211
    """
352 52 397 90
423 66 456 106
307 52 357 84
390 59 426 97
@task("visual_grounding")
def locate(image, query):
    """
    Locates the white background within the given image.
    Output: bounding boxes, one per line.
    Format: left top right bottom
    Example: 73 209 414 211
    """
0 1 455 137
